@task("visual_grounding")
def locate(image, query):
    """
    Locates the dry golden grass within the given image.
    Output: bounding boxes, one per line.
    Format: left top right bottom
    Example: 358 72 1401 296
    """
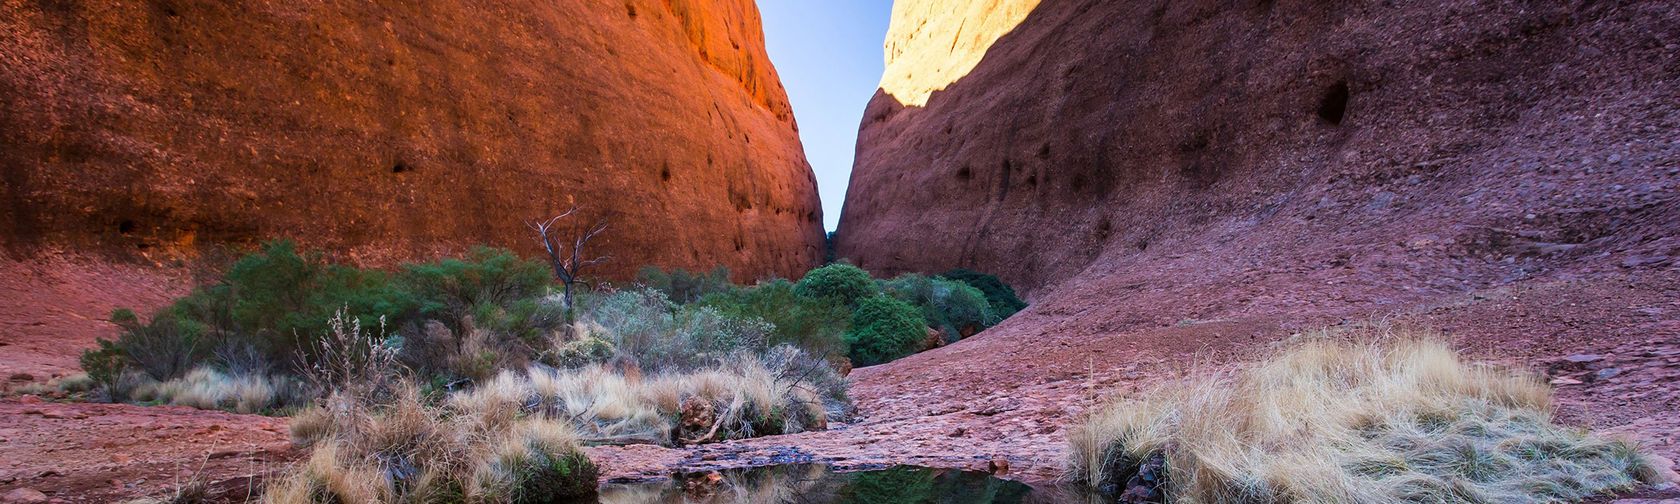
459 349 832 447
131 367 303 414
1067 332 1659 503
267 384 598 504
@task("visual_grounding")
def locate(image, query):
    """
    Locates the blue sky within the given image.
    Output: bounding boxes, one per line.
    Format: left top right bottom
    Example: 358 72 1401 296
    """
758 0 894 231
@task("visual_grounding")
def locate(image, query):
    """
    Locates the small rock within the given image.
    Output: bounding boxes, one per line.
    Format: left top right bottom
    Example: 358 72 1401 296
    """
988 456 1010 476
948 427 966 437
1565 354 1604 364
1595 368 1622 381
1550 377 1583 385
16 395 42 404
2 488 48 504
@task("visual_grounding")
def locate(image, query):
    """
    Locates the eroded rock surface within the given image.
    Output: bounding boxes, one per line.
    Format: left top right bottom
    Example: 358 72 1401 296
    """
1 0 822 280
838 0 1679 293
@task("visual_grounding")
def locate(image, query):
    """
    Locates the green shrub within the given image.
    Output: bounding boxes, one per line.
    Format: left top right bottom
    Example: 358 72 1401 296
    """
399 246 552 325
795 263 877 307
220 241 420 362
79 338 127 400
698 279 851 360
637 266 735 304
883 274 997 342
844 296 927 367
940 269 1026 319
110 310 213 381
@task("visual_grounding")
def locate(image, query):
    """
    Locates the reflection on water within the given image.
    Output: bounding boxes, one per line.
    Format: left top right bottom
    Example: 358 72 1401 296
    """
600 464 1074 504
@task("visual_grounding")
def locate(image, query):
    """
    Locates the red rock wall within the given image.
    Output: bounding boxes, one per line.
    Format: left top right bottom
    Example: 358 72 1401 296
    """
837 0 1680 293
0 0 822 281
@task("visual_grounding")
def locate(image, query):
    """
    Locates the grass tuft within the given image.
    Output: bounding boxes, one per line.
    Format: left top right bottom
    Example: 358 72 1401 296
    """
1066 334 1659 503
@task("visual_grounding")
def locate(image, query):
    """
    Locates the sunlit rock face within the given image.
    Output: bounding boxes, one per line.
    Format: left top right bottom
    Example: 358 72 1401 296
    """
0 0 822 281
838 0 1680 293
878 0 1042 108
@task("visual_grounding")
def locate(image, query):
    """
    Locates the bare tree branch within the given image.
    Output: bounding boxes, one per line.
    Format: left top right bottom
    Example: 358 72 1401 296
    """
528 205 609 321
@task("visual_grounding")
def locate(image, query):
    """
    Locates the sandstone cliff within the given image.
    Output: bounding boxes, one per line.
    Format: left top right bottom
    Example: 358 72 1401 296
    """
838 0 1679 294
827 0 1680 476
0 0 822 280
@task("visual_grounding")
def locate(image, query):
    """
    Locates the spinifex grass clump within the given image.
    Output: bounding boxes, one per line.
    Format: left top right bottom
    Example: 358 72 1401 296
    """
1067 336 1660 503
270 385 598 504
459 344 846 446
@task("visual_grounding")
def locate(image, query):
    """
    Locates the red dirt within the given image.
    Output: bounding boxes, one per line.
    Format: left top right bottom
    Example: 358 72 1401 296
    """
0 252 193 381
0 398 291 503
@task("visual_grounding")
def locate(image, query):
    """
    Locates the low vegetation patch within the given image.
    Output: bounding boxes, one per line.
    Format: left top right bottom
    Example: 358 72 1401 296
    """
272 385 597 503
1067 335 1660 503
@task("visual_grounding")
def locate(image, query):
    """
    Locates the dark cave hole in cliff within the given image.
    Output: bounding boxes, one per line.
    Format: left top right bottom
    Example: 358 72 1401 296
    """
956 165 972 181
1319 80 1350 125
626 3 637 18
391 161 412 174
117 220 135 235
661 165 672 182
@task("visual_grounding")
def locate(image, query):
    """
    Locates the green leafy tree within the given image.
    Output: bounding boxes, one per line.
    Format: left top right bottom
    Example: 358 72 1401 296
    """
844 296 926 366
796 263 877 307
884 274 997 342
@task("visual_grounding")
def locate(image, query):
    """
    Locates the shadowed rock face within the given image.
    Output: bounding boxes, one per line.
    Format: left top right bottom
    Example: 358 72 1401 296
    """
0 0 822 280
838 0 1679 293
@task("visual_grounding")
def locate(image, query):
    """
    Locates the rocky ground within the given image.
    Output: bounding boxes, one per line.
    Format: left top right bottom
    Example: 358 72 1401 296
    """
0 399 289 504
5 268 1674 502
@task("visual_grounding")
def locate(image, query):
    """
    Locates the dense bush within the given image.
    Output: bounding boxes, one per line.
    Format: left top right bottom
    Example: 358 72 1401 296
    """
82 242 572 405
698 279 851 361
795 263 878 307
844 296 927 367
636 266 734 304
882 274 997 342
400 246 551 326
220 241 421 360
940 269 1027 319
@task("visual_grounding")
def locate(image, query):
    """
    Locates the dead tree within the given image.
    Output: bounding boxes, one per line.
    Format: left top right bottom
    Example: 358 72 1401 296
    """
529 206 609 320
